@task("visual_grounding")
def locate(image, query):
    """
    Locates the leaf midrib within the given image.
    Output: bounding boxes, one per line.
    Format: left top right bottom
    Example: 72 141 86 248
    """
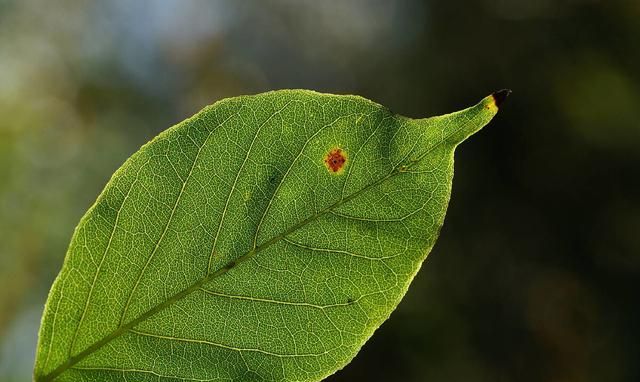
39 115 468 382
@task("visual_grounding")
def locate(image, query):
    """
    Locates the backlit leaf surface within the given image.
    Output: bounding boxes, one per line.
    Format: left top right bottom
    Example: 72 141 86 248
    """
34 89 506 381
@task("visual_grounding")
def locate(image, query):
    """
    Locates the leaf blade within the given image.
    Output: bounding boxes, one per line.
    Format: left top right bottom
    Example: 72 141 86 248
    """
35 90 504 381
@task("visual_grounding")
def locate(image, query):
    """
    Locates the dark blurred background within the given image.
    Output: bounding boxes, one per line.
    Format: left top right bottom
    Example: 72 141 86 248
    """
1 1 638 381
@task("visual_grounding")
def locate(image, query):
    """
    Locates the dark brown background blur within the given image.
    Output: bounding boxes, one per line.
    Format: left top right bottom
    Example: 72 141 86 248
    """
1 1 639 381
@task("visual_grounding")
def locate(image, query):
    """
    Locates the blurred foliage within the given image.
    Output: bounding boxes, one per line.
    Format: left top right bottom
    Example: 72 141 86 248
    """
0 1 638 381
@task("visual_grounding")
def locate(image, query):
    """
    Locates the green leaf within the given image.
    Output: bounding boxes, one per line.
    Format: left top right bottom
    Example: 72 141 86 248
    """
34 89 507 382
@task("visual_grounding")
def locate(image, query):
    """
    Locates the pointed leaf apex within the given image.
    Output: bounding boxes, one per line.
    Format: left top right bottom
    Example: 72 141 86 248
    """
491 89 512 109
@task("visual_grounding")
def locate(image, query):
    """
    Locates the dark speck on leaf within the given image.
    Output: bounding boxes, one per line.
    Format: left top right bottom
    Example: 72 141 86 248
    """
492 89 512 108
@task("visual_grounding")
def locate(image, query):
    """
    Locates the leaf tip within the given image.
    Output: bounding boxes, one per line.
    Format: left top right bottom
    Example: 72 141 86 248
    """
491 89 512 109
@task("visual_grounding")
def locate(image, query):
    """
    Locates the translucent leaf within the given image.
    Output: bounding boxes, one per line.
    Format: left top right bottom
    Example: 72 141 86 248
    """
34 89 508 381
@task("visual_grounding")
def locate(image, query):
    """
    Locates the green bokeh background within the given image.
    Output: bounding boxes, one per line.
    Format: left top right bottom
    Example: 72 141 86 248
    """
1 1 638 381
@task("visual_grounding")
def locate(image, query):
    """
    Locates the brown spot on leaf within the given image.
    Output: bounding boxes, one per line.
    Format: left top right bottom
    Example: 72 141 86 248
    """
324 147 347 174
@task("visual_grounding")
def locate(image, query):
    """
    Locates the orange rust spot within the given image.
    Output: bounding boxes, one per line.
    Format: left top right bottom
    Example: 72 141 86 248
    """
324 147 347 174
